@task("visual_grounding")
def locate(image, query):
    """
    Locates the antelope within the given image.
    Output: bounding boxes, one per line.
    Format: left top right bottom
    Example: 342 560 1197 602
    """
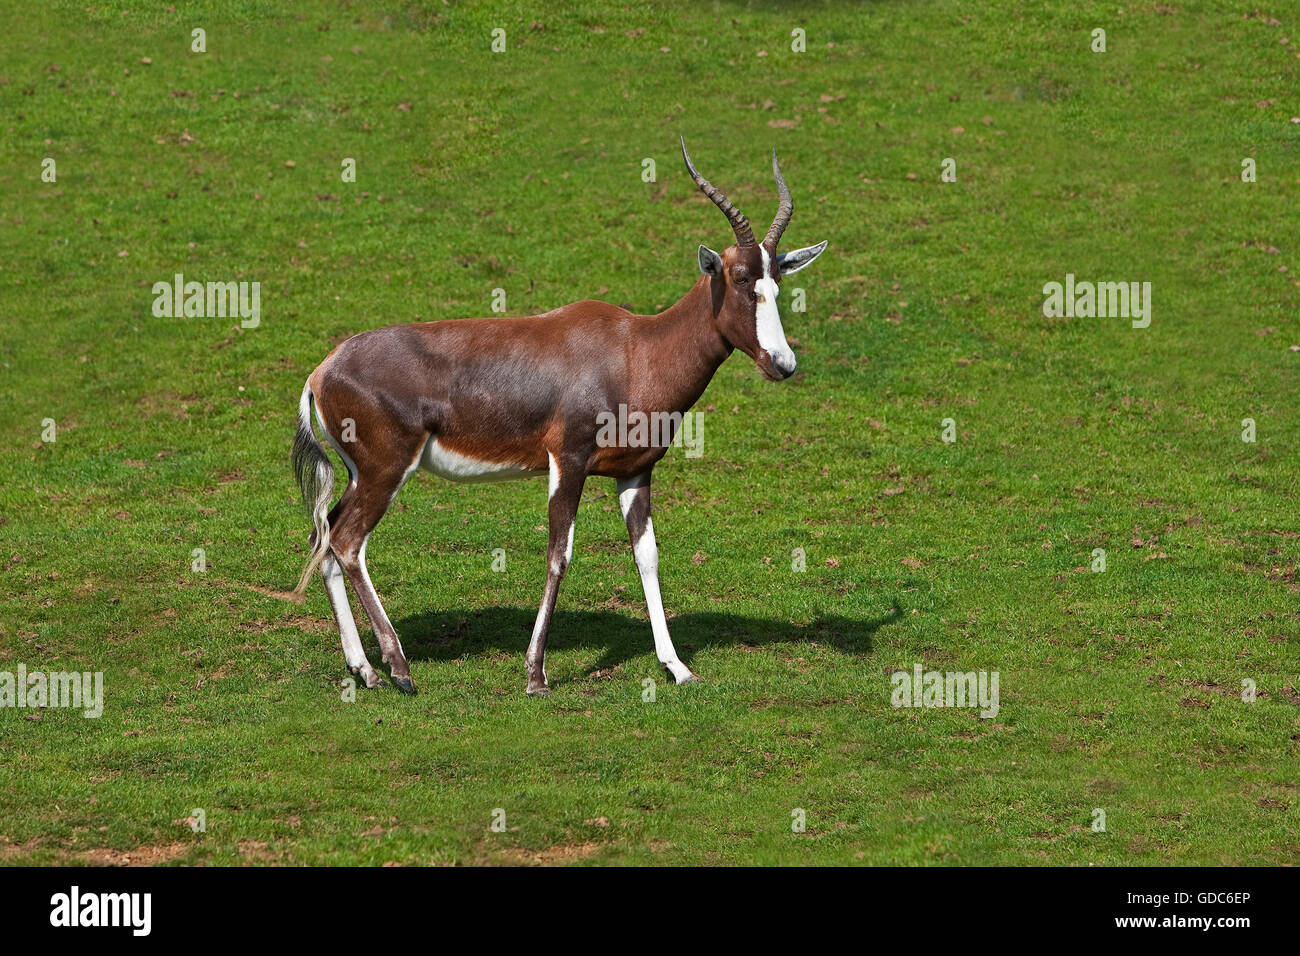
290 138 827 696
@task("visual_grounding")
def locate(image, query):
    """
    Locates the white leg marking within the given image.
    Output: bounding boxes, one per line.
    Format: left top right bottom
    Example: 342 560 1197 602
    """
322 553 371 675
547 451 560 501
528 603 549 685
617 478 694 683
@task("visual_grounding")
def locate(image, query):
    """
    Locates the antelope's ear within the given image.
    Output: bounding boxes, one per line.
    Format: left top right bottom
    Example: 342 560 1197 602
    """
698 244 724 276
775 240 828 274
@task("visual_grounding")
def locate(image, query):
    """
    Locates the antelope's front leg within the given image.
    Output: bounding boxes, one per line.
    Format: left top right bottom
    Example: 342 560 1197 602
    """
524 454 585 696
617 472 699 684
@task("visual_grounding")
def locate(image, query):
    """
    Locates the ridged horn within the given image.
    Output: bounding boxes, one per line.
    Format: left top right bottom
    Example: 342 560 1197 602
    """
763 149 793 249
680 136 756 248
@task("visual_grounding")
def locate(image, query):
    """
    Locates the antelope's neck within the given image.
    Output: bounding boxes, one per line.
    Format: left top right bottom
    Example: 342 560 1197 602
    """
643 276 731 413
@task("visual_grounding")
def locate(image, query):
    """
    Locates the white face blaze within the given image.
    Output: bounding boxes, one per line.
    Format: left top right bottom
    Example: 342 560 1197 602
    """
755 246 797 377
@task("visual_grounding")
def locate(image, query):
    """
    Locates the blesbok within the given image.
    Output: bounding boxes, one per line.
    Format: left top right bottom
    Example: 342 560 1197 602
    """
291 138 827 695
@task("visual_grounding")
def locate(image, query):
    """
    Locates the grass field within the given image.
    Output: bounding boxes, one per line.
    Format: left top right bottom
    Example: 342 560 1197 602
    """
1 0 1297 865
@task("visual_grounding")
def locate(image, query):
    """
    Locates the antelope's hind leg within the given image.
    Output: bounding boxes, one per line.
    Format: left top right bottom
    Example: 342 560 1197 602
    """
318 539 385 690
329 469 418 695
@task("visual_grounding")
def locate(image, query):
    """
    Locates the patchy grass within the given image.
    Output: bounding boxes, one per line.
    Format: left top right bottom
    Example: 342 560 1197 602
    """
0 0 1297 865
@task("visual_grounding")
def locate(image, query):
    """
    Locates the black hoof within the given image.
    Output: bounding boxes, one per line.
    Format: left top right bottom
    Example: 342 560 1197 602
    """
392 675 417 695
526 685 551 697
677 673 702 685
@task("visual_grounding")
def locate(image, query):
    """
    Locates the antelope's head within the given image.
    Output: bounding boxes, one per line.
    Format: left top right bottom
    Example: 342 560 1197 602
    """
682 137 827 382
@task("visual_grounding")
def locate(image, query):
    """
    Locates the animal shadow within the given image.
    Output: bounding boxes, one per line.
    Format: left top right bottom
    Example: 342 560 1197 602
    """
392 603 902 684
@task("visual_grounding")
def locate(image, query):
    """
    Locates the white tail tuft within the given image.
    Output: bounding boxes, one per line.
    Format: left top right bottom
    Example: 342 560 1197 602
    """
291 383 335 595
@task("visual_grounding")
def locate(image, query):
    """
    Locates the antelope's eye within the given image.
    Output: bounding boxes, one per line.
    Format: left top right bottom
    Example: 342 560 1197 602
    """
735 275 750 285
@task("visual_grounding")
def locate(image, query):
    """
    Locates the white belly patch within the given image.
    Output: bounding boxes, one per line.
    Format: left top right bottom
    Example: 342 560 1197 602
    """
419 437 538 483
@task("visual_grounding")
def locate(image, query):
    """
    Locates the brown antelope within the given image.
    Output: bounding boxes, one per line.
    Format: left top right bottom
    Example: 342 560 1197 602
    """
291 138 827 695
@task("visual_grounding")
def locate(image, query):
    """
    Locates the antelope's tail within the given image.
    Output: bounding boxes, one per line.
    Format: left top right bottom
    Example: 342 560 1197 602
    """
291 382 335 596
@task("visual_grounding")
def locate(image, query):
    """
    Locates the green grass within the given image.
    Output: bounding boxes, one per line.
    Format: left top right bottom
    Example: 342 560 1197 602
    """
1 0 1297 865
